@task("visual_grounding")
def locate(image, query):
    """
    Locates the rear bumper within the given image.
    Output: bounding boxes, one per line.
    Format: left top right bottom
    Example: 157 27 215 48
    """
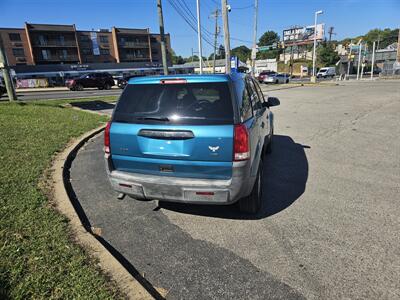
105 155 254 205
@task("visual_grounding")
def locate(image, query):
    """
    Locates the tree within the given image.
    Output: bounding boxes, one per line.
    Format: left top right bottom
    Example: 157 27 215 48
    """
317 42 340 67
231 45 251 62
217 44 225 59
258 31 280 46
341 28 399 49
170 49 185 65
255 30 281 60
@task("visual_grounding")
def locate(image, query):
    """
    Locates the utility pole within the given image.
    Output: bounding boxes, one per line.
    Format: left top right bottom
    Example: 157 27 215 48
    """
251 0 259 75
157 0 168 75
196 0 203 74
328 26 336 43
397 28 400 63
311 10 323 82
221 0 231 74
0 36 17 101
290 46 294 77
347 40 353 79
356 42 362 80
371 41 376 80
210 9 220 74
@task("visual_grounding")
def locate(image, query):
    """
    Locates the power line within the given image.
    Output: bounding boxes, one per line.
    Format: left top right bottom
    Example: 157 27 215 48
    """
232 4 254 10
231 37 253 44
167 0 215 49
178 0 216 39
168 0 214 43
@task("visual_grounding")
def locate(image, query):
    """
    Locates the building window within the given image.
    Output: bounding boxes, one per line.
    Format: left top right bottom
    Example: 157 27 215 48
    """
39 35 46 46
12 48 25 57
81 48 92 55
100 48 110 55
99 35 109 43
9 33 21 41
42 49 50 60
80 35 90 41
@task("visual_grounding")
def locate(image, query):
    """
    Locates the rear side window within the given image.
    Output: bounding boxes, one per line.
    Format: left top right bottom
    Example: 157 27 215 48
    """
252 79 265 103
247 78 262 110
240 82 253 121
113 82 234 125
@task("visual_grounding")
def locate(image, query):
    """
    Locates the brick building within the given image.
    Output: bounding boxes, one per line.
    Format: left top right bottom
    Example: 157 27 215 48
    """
0 22 171 67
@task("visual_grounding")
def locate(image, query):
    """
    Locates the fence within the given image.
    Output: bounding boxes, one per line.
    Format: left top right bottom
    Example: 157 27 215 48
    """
16 78 49 88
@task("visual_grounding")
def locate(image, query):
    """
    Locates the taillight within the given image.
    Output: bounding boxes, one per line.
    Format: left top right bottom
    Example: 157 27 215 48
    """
233 124 250 161
104 121 111 154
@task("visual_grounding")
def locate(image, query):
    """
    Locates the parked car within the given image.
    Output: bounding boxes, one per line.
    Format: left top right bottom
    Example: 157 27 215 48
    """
317 67 336 78
263 73 290 84
117 74 145 89
0 83 6 97
257 71 277 83
104 73 280 214
66 72 115 91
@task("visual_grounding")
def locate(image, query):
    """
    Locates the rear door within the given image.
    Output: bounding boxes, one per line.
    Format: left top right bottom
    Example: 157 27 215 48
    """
245 78 262 170
110 80 235 180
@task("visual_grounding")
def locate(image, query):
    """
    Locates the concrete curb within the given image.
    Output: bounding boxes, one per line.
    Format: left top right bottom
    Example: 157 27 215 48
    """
50 125 156 300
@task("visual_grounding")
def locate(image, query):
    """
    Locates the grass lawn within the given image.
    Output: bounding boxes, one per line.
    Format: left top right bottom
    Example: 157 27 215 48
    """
0 98 121 298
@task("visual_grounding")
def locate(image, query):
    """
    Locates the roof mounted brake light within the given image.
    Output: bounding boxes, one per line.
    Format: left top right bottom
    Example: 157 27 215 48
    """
160 79 187 84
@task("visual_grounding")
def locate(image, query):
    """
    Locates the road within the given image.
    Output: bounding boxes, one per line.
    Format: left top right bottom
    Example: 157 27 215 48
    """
0 88 122 101
70 80 400 299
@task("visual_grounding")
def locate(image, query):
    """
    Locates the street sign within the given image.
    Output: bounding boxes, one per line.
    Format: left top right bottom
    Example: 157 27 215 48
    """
230 56 239 72
258 43 277 51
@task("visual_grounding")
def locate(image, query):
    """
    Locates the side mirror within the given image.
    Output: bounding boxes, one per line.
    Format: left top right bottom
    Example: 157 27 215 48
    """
266 97 280 107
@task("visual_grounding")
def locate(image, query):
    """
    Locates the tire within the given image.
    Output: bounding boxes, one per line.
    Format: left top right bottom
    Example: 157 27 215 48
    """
286 79 289 83
76 84 83 91
104 83 111 90
98 86 104 90
275 79 279 84
239 162 263 214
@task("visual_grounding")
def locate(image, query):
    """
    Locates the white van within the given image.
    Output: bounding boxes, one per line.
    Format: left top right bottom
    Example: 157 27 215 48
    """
317 67 336 78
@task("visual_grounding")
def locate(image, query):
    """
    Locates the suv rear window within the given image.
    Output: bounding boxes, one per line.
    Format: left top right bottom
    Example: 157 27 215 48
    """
113 82 234 125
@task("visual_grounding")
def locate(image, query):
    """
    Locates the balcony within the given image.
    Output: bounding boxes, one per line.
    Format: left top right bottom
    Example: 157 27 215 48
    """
119 41 149 48
32 40 77 47
120 54 150 61
35 55 79 62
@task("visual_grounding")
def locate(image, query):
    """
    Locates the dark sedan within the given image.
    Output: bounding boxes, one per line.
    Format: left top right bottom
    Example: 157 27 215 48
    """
66 72 115 91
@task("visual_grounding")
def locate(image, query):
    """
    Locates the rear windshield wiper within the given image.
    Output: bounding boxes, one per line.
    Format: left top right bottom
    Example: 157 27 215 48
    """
136 116 170 122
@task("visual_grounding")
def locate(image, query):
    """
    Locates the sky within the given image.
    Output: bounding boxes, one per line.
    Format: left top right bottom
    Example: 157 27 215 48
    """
0 0 399 57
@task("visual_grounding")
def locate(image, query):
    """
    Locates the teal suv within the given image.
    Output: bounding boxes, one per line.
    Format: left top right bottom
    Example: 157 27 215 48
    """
104 73 279 213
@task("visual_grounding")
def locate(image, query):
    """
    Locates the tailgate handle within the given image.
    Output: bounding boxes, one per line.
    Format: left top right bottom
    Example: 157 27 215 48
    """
138 129 194 140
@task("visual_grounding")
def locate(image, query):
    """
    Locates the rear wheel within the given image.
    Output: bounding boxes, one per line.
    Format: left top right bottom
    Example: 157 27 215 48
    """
104 83 111 90
275 79 279 84
239 162 263 214
75 84 83 91
286 79 289 83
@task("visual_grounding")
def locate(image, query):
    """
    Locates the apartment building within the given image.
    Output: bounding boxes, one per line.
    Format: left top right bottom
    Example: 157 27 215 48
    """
0 22 171 67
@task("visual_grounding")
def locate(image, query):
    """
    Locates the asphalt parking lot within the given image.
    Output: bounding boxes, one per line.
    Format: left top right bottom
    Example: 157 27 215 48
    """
70 80 400 299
